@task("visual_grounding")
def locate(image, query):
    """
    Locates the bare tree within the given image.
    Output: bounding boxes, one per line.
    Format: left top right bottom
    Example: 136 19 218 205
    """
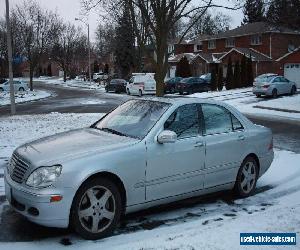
82 0 241 96
51 22 88 82
11 0 58 90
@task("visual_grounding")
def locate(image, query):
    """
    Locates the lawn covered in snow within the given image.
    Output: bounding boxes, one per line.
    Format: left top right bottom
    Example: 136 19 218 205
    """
189 88 300 120
0 90 51 106
0 112 299 249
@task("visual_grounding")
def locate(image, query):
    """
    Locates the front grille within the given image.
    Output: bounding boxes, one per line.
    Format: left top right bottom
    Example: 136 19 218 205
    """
9 153 30 183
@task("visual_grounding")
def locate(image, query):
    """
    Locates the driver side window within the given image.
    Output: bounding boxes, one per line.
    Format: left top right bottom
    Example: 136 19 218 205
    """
164 104 201 139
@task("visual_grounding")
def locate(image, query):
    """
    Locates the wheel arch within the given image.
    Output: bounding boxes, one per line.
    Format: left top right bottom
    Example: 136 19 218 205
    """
71 171 127 217
244 153 260 175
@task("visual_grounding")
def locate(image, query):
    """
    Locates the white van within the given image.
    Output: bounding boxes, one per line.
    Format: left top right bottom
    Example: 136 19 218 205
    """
126 73 156 96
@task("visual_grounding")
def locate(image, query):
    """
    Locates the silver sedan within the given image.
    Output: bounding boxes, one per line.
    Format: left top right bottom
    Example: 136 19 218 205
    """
0 79 28 92
4 98 274 239
253 74 297 98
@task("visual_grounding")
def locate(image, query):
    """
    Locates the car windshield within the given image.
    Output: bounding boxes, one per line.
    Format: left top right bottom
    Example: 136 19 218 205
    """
93 100 171 139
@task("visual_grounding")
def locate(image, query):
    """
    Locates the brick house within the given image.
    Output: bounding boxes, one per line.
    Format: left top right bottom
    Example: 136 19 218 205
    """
168 22 300 86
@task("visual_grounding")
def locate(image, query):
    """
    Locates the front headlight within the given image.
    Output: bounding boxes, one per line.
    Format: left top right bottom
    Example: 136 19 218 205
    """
26 165 62 188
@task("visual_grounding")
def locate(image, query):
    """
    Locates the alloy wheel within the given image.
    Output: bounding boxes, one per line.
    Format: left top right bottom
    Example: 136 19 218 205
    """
240 161 256 194
78 186 116 234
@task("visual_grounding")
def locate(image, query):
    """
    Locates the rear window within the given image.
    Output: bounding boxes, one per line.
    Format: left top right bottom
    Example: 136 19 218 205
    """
255 76 275 82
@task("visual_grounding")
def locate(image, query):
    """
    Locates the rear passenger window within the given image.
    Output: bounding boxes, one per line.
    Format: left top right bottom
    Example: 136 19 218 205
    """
201 104 233 135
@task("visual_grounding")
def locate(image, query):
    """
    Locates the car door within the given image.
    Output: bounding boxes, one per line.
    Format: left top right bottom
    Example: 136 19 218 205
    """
272 77 284 94
280 77 291 94
201 104 246 188
145 103 205 201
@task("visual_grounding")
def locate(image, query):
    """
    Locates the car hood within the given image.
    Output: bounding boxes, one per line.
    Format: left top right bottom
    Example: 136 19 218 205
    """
15 128 139 166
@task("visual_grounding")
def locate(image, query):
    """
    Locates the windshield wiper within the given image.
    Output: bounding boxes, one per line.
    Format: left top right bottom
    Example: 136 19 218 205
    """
100 127 129 137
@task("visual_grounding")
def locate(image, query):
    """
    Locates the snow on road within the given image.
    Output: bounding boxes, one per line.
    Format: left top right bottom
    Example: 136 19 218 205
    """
0 112 299 249
190 88 300 120
0 90 51 106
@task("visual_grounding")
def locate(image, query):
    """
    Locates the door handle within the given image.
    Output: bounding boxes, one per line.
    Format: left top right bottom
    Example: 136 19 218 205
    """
238 135 245 141
194 141 204 147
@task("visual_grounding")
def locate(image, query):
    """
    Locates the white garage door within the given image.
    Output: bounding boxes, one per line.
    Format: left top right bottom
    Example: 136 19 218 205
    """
284 63 300 88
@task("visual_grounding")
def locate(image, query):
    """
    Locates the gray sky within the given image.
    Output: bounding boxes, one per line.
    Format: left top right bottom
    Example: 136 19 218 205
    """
0 0 243 41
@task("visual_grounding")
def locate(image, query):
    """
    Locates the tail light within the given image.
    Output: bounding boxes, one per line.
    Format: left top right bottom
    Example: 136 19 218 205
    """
268 137 273 151
263 84 270 88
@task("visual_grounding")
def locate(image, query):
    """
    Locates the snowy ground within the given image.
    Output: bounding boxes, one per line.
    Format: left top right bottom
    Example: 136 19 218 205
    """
0 90 52 106
189 88 300 120
36 76 106 91
0 113 299 249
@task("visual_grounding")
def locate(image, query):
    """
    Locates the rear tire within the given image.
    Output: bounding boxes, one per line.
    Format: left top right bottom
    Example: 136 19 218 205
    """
70 177 122 240
234 156 258 198
0 88 3 91
256 94 261 98
19 87 25 91
290 86 296 95
139 89 143 97
272 89 278 98
126 88 130 95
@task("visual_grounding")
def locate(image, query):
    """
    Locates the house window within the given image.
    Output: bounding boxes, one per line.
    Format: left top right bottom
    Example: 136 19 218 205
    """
208 40 216 49
226 38 235 48
251 35 262 45
195 44 203 51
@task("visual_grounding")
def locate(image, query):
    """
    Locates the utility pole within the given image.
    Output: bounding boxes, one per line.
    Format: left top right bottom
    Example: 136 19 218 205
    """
75 18 91 84
5 0 16 115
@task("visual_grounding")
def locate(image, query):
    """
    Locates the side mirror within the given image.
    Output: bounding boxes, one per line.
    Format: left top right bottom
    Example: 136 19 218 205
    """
157 130 177 144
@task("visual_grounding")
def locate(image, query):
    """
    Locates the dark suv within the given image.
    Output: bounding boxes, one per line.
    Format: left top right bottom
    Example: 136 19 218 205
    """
105 79 127 93
176 77 210 94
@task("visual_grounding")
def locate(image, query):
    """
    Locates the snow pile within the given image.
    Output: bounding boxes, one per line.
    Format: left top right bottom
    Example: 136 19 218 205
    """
0 90 51 106
38 76 106 91
189 89 300 120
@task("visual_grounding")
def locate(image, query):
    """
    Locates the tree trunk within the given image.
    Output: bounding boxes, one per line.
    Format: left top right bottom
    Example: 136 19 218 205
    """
29 65 34 91
63 69 67 82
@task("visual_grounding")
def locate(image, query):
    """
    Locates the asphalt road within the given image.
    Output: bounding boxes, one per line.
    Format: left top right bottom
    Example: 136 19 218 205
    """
0 82 131 115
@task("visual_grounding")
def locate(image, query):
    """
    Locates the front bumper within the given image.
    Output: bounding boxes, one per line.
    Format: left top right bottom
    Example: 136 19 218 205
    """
4 169 73 228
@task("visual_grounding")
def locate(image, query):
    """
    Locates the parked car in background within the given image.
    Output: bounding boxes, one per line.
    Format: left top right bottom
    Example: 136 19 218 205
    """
164 77 182 93
0 80 28 92
177 77 211 94
5 98 274 240
200 73 211 84
253 74 297 98
105 79 127 93
93 72 109 82
126 73 156 96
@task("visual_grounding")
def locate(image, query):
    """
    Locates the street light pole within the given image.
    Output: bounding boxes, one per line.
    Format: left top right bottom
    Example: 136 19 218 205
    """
5 0 16 115
75 18 91 84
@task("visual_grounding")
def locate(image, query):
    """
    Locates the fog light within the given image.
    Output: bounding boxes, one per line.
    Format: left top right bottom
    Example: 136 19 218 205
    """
50 195 63 202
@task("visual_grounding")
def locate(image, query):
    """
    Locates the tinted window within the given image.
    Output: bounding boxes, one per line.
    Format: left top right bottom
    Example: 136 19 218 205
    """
202 104 233 135
164 104 200 139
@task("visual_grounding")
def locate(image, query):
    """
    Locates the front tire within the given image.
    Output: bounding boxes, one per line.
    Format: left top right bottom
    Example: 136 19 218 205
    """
256 94 261 98
126 88 130 95
234 156 258 198
290 86 296 95
138 89 143 97
0 88 3 91
272 89 278 98
71 177 122 240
